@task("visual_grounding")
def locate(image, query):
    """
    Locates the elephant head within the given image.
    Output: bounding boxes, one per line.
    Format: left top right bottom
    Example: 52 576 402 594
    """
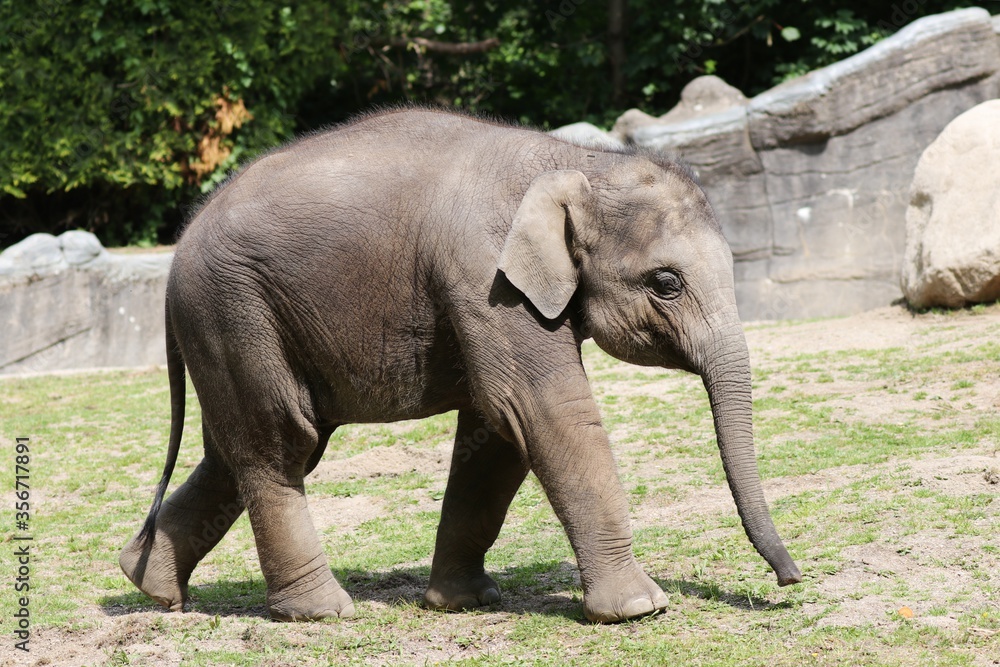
499 162 802 587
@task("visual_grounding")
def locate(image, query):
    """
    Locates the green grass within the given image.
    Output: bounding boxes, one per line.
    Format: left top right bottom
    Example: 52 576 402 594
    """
1 306 999 665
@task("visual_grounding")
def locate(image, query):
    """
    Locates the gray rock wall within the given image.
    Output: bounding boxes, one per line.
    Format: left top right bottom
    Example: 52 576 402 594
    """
0 232 171 374
607 8 1000 319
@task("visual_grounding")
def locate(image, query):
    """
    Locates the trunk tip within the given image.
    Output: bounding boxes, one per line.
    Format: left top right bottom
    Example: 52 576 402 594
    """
776 564 803 587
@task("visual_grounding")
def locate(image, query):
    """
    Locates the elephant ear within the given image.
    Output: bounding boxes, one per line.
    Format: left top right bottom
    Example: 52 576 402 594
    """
498 170 594 320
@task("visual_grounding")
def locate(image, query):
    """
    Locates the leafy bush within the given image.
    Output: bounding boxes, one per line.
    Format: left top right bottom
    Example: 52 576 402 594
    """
0 0 346 245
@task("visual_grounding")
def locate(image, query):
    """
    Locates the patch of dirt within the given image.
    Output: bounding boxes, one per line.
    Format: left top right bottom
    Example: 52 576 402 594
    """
304 442 452 534
745 305 999 357
896 454 1000 496
310 442 452 485
309 494 385 533
1 612 190 667
804 533 998 632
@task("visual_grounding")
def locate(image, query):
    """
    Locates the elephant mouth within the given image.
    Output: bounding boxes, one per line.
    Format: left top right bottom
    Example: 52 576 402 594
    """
577 309 696 373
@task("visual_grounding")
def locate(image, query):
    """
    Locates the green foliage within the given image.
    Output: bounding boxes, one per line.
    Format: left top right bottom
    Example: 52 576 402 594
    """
0 0 347 244
0 0 976 246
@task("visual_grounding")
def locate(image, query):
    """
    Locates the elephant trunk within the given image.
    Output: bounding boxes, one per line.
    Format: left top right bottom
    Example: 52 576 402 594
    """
698 327 802 587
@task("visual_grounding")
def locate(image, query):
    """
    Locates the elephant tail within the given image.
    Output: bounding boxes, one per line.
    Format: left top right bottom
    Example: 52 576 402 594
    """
137 301 186 544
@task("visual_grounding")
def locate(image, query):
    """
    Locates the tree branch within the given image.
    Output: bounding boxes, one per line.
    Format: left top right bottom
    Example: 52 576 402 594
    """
380 36 500 55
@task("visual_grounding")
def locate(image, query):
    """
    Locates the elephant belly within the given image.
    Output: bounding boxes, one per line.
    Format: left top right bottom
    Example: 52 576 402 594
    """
311 325 471 425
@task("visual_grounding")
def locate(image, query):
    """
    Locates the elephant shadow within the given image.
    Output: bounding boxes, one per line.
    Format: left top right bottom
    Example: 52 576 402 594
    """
654 577 792 612
100 563 788 621
100 560 585 621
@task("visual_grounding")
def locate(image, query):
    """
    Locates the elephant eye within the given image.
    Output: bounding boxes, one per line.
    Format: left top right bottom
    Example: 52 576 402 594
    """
647 269 683 299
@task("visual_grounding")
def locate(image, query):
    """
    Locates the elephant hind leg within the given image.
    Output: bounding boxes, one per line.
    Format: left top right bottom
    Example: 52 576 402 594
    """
425 409 529 611
213 394 351 620
119 446 243 611
143 299 349 620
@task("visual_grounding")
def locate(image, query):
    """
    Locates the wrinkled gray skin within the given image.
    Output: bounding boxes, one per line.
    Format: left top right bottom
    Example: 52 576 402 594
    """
120 108 801 624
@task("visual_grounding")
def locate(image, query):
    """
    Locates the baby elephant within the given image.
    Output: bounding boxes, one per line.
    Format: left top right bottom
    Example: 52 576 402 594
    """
120 108 801 623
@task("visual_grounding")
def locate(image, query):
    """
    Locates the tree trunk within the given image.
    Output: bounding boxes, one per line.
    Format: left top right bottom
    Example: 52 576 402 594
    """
608 0 627 106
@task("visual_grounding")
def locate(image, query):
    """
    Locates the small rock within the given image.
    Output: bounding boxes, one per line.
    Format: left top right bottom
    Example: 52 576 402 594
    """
610 76 748 143
659 75 748 125
610 108 661 142
59 230 106 266
548 122 625 149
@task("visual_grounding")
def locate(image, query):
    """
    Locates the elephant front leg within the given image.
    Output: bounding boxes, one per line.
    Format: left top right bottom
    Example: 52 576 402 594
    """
425 410 529 611
513 377 668 623
119 454 243 611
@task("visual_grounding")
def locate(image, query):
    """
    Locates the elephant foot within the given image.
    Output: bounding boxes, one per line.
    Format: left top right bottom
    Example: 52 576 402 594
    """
583 565 668 623
424 571 502 611
267 572 355 622
119 534 188 612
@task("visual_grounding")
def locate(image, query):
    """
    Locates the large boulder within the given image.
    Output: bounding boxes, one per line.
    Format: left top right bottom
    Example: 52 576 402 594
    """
901 100 1000 309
